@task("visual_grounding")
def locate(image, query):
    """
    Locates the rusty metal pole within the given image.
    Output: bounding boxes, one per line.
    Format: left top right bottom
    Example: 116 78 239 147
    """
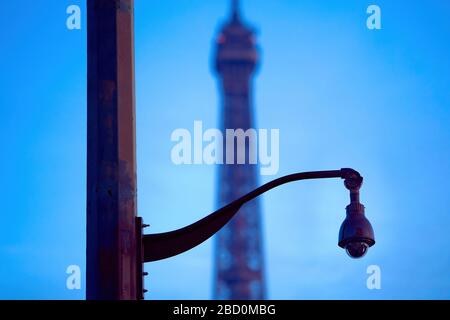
86 0 139 300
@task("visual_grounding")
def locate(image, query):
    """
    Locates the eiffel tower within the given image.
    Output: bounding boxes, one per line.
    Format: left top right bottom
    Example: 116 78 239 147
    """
213 0 266 300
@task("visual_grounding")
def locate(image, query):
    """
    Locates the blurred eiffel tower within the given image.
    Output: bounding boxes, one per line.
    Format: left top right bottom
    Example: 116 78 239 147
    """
213 0 266 300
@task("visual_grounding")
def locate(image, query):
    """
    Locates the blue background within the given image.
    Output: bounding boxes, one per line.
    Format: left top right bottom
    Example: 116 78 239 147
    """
1 0 450 299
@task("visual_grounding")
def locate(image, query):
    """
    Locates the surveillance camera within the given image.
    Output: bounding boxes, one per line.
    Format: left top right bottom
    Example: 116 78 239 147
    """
338 203 375 259
344 240 370 259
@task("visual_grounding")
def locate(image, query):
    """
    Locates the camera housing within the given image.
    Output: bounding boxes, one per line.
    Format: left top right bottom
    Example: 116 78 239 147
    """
338 202 375 258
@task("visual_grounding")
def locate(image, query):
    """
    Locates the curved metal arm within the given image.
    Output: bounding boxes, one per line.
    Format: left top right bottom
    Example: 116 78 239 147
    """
142 168 362 262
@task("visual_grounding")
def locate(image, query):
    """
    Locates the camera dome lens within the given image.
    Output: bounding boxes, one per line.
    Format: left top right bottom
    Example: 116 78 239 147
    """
345 241 369 259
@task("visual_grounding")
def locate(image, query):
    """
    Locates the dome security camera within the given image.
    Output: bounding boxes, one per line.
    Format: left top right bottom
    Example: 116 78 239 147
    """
338 201 375 259
338 169 375 259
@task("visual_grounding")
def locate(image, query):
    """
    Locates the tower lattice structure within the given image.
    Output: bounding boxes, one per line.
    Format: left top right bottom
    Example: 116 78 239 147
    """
213 0 266 300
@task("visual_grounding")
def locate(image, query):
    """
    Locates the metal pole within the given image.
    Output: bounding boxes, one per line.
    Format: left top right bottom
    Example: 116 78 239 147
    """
86 0 138 300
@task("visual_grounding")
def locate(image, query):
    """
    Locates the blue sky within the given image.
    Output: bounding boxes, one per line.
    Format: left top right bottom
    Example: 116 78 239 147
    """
1 0 450 299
